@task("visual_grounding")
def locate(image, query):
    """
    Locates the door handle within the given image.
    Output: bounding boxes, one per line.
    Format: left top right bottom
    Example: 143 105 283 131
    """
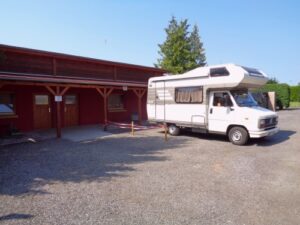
49 108 51 113
210 108 213 114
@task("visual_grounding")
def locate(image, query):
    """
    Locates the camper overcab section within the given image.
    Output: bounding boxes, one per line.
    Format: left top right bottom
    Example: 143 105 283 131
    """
147 64 279 145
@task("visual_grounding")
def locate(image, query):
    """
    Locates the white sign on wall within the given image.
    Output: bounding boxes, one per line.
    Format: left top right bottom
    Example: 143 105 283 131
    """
55 96 62 102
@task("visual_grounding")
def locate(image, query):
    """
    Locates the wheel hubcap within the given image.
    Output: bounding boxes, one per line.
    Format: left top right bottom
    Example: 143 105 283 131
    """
169 126 176 133
232 130 242 142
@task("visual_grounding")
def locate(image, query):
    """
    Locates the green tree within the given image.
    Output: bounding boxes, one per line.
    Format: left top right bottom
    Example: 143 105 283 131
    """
190 25 206 67
290 85 300 102
267 77 279 84
156 17 206 74
258 83 290 109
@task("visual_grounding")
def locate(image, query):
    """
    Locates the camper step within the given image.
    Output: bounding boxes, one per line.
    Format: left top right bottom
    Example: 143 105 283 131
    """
191 128 208 134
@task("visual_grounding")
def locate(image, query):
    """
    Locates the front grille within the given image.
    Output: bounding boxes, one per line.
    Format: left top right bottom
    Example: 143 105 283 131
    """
264 126 276 131
265 117 278 128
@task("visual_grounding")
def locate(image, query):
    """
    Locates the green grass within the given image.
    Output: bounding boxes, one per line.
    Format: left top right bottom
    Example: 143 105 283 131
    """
290 102 300 108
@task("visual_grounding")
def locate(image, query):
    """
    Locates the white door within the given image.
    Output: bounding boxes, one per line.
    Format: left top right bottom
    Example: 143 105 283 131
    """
208 91 236 133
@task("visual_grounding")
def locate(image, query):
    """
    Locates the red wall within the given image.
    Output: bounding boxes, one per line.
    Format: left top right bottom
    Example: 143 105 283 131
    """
107 89 147 122
0 85 147 135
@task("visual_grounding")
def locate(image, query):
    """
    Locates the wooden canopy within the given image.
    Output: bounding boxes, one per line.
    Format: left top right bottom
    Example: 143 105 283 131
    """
0 44 166 137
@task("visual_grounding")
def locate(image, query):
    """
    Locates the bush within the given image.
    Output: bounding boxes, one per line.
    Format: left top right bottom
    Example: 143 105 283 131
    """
290 102 300 108
290 86 300 102
257 83 290 109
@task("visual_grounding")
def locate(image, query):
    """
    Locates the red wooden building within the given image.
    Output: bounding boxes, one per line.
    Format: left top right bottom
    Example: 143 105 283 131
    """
0 44 165 137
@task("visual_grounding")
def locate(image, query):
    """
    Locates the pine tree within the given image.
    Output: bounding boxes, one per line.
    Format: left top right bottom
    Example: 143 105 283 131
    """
156 16 192 74
156 17 206 74
267 77 279 84
190 25 206 67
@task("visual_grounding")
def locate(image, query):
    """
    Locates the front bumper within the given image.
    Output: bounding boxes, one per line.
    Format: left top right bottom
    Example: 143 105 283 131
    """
249 127 279 138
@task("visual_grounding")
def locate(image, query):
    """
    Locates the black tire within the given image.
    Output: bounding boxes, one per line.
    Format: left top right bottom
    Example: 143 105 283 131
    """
228 126 249 145
168 124 180 136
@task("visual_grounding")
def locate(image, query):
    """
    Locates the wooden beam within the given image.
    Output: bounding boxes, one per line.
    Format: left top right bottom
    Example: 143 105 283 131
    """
45 85 69 138
132 88 146 124
106 87 114 97
141 89 146 97
137 96 142 124
0 80 146 90
96 87 104 98
60 86 70 96
96 87 114 130
132 89 139 97
103 87 114 129
45 86 56 96
103 88 108 130
56 86 62 138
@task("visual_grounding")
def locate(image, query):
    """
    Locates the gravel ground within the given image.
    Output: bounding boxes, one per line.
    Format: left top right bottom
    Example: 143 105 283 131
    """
0 109 300 225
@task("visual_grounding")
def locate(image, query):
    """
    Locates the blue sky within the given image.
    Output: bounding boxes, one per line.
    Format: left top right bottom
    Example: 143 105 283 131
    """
1 0 299 84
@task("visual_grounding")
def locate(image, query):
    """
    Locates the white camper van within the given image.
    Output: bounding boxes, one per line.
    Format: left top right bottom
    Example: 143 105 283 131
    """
147 64 279 145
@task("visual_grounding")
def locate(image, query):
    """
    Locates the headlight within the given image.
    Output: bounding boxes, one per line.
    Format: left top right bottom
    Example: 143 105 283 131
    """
259 117 278 129
259 119 266 128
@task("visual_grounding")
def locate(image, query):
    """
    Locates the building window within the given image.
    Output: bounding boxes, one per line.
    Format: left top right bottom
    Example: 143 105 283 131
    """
108 94 125 111
65 95 77 105
35 95 49 105
0 93 16 115
210 67 230 77
175 86 203 103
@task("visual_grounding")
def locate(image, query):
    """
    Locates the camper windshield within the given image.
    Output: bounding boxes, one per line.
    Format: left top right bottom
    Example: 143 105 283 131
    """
231 90 258 107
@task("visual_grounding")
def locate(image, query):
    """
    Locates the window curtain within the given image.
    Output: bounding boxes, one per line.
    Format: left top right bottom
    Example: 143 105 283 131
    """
176 87 202 103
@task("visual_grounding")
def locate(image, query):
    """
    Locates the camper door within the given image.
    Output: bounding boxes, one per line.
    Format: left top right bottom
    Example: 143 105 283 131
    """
208 91 236 133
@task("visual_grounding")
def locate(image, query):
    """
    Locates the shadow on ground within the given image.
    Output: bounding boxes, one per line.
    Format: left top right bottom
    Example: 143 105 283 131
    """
0 213 34 221
0 135 187 196
250 130 296 146
167 129 296 147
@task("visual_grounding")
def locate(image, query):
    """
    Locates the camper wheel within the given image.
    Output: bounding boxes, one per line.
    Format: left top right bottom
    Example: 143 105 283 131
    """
168 124 180 136
228 126 249 145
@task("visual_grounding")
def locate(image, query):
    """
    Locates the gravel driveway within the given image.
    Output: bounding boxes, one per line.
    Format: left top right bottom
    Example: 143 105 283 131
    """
0 109 300 225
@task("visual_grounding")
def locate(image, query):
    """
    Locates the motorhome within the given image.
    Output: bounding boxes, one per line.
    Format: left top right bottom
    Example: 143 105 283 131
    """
147 64 279 145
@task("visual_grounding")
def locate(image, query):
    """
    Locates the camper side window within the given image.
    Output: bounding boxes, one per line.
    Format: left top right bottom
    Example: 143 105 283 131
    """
213 93 233 107
175 86 203 103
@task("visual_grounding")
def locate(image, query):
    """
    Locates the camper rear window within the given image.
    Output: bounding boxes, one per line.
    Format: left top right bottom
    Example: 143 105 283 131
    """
210 67 230 77
175 86 203 103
